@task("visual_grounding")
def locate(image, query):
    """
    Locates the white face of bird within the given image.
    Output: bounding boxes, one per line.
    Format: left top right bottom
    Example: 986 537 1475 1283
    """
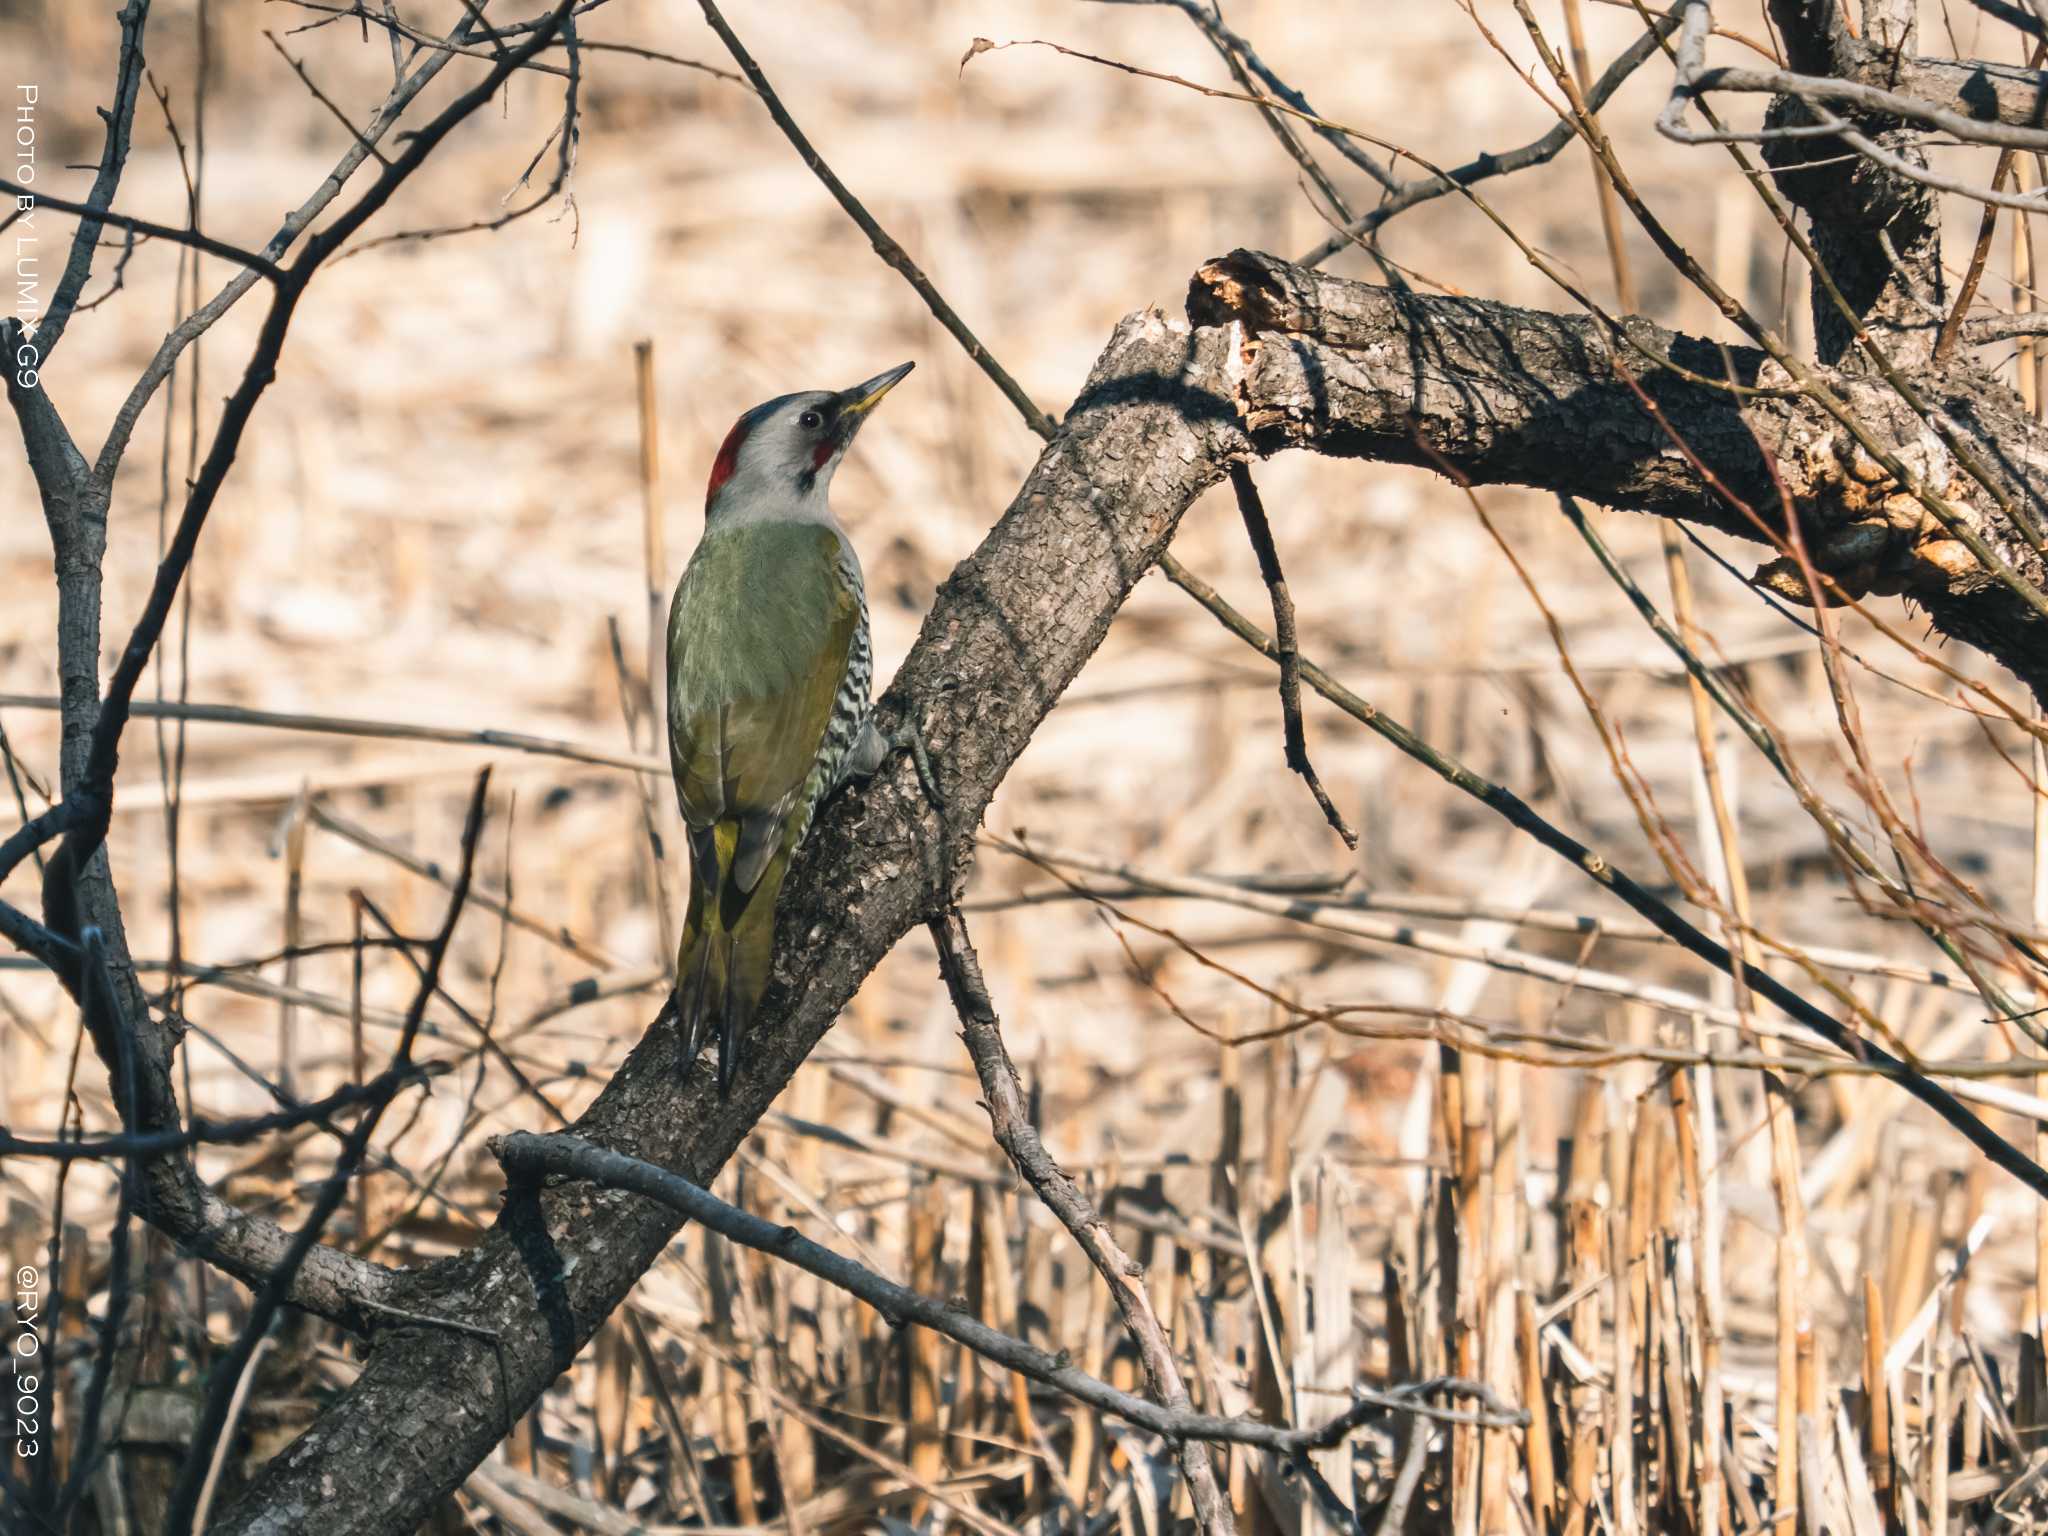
705 361 914 522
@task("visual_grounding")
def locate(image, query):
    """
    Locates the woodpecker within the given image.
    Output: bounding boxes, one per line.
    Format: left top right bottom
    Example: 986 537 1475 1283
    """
667 361 916 1094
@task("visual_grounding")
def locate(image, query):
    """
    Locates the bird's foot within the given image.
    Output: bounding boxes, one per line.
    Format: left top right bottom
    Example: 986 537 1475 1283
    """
850 715 943 813
890 719 944 814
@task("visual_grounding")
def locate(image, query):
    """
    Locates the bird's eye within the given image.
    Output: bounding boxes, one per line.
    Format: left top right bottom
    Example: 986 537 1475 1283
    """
798 410 822 430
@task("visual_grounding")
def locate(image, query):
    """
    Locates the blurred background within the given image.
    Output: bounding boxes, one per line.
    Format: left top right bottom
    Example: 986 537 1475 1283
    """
6 0 2047 1529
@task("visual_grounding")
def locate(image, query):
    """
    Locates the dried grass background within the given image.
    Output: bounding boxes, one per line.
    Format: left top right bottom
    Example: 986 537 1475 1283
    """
6 0 2048 1531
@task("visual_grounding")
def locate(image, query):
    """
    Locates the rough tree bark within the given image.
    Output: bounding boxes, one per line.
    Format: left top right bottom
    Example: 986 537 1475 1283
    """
211 233 2048 1527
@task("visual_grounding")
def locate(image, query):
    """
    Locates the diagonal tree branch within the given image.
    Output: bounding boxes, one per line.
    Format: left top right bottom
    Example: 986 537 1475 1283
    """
211 294 1252 1536
491 1130 1524 1448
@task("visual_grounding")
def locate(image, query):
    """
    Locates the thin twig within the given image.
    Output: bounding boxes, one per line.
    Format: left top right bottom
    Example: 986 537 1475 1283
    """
0 179 286 282
930 907 1238 1534
1154 555 2048 1198
1226 463 1357 849
695 0 1055 438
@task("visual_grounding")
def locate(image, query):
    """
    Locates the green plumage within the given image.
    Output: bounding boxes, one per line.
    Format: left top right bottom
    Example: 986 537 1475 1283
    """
667 519 863 1092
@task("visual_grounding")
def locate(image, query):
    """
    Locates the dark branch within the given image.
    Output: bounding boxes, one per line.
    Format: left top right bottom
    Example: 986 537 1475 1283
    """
490 1129 1524 1451
1227 463 1357 847
930 907 1237 1534
33 0 152 361
1 179 286 283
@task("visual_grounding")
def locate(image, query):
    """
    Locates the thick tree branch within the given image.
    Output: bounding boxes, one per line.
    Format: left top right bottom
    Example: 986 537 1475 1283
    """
1189 249 2048 703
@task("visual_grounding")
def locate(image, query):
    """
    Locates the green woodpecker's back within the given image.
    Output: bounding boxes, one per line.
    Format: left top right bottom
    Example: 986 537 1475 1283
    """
666 363 912 1093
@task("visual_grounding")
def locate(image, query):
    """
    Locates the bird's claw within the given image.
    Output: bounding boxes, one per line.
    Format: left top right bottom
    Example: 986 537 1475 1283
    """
891 720 944 814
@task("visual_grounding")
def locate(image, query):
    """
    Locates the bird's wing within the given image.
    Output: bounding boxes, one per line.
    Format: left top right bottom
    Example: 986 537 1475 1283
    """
668 527 860 883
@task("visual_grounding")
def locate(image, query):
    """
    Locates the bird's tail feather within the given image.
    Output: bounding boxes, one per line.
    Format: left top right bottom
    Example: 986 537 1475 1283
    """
676 824 790 1095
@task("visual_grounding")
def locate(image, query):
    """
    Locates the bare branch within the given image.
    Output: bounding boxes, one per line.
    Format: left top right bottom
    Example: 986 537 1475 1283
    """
930 907 1237 1534
33 0 152 361
1296 2 1684 265
490 1128 1525 1453
0 177 285 280
695 0 1055 438
1226 462 1357 848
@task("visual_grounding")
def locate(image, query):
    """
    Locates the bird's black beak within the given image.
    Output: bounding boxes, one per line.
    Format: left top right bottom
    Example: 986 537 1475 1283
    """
833 361 914 437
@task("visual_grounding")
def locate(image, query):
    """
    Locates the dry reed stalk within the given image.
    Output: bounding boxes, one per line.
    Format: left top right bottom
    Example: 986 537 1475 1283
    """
734 1246 810 1536
1249 1042 1299 1520
625 1309 714 1525
1452 1046 1492 1536
1656 1237 1695 1531
1795 1301 1822 1530
1670 1056 1727 1536
776 1289 822 1511
849 1266 880 1427
1960 1357 1984 1485
961 1183 991 1448
707 1227 758 1526
277 785 308 1097
503 1409 536 1480
907 1175 949 1520
1307 1164 1356 1531
1895 1201 1937 1346
348 894 370 1254
1859 1277 1896 1532
2019 159 2039 419
1482 1054 1520 1536
1773 1236 1801 1536
1558 0 1635 313
1610 1200 1642 1536
1563 1077 1607 1536
1624 1103 1658 1367
1930 1314 1954 1536
977 1184 1037 1449
463 1469 556 1536
775 1099 823 1505
2035 713 2048 1385
1665 529 1810 1536
591 1320 632 1499
1954 1164 1989 1332
1066 1261 1112 1512
1517 1287 1559 1535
